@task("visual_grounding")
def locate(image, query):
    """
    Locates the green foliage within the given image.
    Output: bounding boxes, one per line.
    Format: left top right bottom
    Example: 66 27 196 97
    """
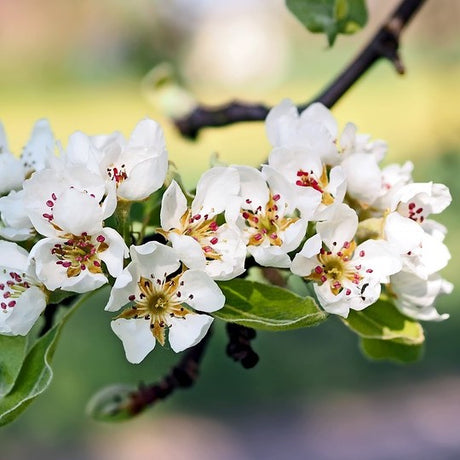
286 0 368 46
0 335 27 397
342 300 425 363
215 279 327 331
360 338 424 364
342 300 425 344
0 293 93 426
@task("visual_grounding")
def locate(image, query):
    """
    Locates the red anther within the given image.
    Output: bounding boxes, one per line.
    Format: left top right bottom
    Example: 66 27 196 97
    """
8 301 16 308
416 208 423 214
210 237 218 245
203 246 213 253
320 275 327 283
252 216 259 223
315 266 323 274
242 212 250 220
62 261 72 268
270 233 278 240
209 221 218 231
366 268 373 273
128 295 136 301
254 233 263 241
96 235 105 243
51 193 57 200
343 241 350 248
93 260 101 267
359 250 365 257
355 265 361 270
46 200 54 207
408 202 416 210
346 289 352 295
273 194 280 201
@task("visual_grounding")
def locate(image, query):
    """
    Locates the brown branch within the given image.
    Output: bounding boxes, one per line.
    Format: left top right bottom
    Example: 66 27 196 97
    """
126 325 212 415
174 0 426 139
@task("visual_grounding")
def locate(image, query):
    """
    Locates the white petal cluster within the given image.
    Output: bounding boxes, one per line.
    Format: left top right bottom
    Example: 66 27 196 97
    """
0 104 452 362
265 99 451 320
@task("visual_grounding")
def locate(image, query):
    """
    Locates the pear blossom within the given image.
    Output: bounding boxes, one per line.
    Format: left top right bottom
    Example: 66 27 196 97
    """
265 99 340 165
371 161 413 211
64 118 168 202
384 212 450 279
291 204 402 317
160 167 246 280
20 119 56 177
390 269 452 321
106 242 224 363
23 165 116 237
28 187 127 293
391 181 452 225
0 190 34 241
228 165 307 268
267 146 346 220
0 241 47 336
0 152 25 196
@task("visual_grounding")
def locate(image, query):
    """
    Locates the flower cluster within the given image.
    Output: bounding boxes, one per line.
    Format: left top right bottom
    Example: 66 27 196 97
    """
0 100 452 363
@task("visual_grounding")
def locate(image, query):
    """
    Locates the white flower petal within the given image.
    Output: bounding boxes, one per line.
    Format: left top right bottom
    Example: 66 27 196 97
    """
160 180 188 231
179 270 225 313
317 204 358 248
168 314 213 353
192 166 240 216
249 245 291 268
111 318 156 364
5 287 47 336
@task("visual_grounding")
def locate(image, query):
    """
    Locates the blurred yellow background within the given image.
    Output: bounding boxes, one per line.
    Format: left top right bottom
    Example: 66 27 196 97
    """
1 1 459 459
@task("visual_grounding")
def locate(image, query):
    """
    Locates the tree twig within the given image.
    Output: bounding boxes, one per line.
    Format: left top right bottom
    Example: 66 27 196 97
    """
126 325 213 415
174 0 426 139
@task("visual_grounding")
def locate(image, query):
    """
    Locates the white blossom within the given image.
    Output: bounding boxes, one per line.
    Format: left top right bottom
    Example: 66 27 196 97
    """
160 167 246 280
106 242 224 363
0 241 47 336
228 165 307 268
28 187 127 293
291 204 402 317
0 190 34 241
65 118 168 201
390 269 452 321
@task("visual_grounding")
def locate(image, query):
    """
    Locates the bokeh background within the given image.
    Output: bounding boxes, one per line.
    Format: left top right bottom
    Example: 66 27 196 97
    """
1 0 460 459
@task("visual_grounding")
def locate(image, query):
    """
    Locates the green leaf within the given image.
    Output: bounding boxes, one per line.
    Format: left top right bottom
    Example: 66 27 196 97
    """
361 338 424 364
342 300 425 345
0 335 27 397
0 292 94 426
215 279 327 331
285 0 368 46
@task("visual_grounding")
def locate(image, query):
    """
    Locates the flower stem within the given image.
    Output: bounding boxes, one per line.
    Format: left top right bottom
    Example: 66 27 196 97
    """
115 200 132 246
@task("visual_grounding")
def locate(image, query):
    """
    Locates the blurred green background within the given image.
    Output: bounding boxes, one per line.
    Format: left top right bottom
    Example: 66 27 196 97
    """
1 1 459 459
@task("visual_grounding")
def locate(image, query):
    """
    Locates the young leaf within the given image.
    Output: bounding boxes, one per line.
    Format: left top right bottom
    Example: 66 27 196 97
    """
285 0 368 46
341 300 425 345
0 292 95 426
215 279 327 331
0 335 27 397
360 338 424 364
